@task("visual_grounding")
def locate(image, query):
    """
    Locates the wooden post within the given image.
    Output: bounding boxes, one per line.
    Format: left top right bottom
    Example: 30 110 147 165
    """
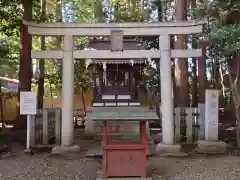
42 109 48 145
55 109 61 145
185 108 193 144
103 120 107 178
29 115 36 146
175 107 181 143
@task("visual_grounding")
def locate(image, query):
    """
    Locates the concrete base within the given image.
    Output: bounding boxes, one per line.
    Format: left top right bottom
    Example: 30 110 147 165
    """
156 143 188 157
195 140 227 154
52 145 80 155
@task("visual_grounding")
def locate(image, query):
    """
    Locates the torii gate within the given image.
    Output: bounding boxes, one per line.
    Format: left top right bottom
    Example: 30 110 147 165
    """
23 20 205 153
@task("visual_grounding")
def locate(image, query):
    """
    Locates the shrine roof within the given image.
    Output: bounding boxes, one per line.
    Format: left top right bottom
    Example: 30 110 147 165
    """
84 39 146 64
86 106 159 120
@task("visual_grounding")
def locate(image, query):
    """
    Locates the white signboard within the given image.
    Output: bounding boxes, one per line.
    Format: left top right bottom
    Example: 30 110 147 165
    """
205 89 219 141
20 92 37 115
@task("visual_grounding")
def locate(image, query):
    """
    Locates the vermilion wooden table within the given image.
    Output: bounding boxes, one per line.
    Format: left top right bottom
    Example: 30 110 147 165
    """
101 119 148 178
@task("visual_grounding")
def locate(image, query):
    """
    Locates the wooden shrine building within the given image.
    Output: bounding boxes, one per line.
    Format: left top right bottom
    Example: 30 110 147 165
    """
85 37 157 142
87 37 145 107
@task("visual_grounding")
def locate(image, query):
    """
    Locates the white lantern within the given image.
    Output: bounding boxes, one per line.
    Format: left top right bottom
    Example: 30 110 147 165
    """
103 62 107 71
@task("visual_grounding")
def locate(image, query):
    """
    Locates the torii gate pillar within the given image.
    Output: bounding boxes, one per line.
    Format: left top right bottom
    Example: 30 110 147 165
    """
52 35 80 154
155 35 183 156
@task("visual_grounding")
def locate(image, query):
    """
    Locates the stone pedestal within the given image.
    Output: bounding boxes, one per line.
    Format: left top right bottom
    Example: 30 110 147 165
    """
205 90 219 141
156 143 187 157
195 140 227 154
195 90 227 154
52 145 80 155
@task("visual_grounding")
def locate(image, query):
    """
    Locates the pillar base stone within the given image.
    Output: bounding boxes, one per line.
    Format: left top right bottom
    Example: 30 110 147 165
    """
52 145 80 155
195 140 227 154
156 143 187 157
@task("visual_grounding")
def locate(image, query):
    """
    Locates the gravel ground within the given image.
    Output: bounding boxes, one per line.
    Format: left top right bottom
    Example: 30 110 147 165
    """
149 155 240 180
1 153 240 180
1 139 240 180
0 153 101 180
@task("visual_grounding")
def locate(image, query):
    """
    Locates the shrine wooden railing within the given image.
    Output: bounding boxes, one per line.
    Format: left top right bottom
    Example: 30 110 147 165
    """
95 107 204 144
30 108 85 147
173 107 203 144
29 107 205 147
30 108 61 147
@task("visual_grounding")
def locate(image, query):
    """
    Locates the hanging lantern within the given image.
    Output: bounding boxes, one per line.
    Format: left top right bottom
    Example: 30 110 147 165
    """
85 58 92 68
103 62 107 71
130 59 134 66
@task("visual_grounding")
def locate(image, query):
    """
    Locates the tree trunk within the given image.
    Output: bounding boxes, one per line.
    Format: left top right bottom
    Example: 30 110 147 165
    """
172 58 177 107
190 0 198 107
55 0 63 83
174 0 189 107
49 80 53 108
37 0 46 109
16 0 33 129
198 45 206 103
0 86 4 129
227 55 240 148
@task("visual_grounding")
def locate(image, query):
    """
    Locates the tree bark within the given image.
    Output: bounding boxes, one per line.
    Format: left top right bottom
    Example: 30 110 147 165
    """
190 0 198 107
37 0 46 109
198 45 206 103
16 0 33 129
174 0 189 107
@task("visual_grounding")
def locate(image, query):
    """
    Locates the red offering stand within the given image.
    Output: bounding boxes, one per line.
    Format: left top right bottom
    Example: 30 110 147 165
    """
101 120 148 178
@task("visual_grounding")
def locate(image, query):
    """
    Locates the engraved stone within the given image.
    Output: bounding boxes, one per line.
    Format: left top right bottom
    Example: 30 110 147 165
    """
205 89 219 141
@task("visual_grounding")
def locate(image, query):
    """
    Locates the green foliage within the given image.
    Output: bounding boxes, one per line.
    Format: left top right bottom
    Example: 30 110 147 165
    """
195 0 240 71
0 91 18 103
0 34 18 77
0 35 9 62
210 24 240 58
0 0 21 36
74 62 92 94
108 0 146 22
51 61 92 95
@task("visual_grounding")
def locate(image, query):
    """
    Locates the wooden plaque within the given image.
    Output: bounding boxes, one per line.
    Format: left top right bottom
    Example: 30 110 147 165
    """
111 30 123 51
106 149 145 177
